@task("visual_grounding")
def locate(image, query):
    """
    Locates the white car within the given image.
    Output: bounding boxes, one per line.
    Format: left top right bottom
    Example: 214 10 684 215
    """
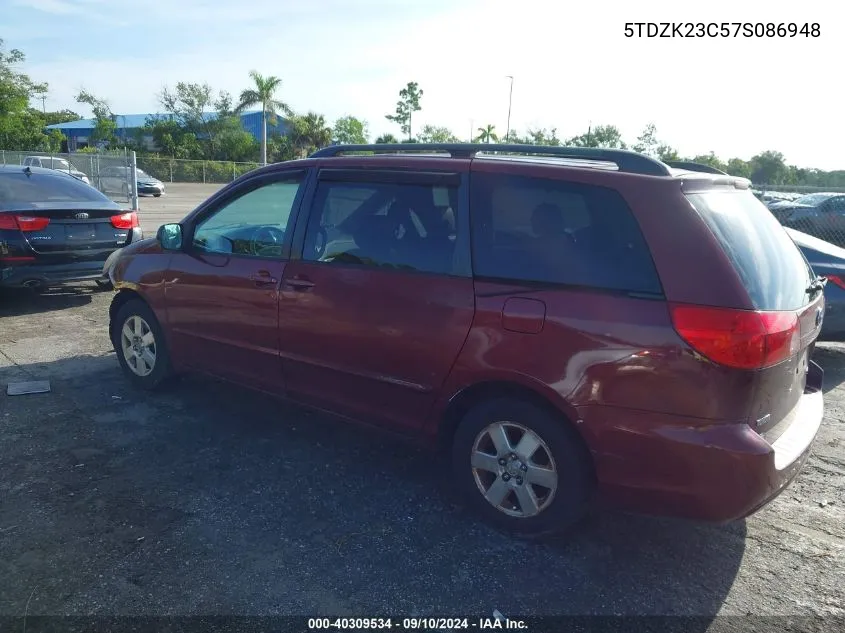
23 155 91 185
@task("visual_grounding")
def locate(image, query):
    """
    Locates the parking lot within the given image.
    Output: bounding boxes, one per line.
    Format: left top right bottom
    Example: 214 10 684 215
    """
134 183 223 235
0 287 843 620
0 180 844 621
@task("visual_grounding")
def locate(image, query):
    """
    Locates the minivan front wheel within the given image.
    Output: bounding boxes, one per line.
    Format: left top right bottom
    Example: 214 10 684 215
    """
112 298 173 390
452 398 594 538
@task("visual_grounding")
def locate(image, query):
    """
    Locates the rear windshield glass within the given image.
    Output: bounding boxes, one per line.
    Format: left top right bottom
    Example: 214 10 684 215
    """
0 172 109 204
793 193 834 206
686 190 814 311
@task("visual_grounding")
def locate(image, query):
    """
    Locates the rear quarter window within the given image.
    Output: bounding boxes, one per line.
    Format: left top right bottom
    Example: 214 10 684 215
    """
0 172 110 205
470 172 662 295
686 190 814 311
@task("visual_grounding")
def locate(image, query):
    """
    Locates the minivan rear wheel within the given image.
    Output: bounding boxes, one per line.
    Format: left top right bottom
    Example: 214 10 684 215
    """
451 398 593 538
112 298 173 390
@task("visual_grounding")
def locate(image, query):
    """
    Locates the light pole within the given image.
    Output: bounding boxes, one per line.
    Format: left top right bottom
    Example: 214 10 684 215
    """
505 76 513 142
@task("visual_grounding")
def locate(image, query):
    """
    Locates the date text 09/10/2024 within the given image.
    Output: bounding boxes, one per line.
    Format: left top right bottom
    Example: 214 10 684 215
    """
624 22 821 38
307 617 527 630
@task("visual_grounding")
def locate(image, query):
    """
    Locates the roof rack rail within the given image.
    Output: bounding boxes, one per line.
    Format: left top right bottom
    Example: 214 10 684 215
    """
310 143 672 176
664 160 728 175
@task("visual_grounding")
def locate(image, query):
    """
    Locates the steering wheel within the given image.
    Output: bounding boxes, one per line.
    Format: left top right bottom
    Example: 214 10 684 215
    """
250 225 285 257
312 227 328 260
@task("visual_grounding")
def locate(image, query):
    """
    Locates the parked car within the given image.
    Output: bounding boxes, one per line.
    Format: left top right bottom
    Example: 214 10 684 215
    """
106 143 824 538
0 165 143 289
787 226 845 340
22 155 91 185
99 167 165 198
771 193 845 247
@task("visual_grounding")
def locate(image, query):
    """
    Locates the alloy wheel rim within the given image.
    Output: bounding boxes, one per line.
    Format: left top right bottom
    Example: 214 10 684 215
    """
120 315 156 377
470 421 558 518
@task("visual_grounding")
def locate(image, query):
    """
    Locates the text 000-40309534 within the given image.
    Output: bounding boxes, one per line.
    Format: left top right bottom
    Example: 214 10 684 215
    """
623 22 820 38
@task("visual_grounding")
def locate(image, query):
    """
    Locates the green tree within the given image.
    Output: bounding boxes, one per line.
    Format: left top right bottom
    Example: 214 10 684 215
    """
288 112 332 157
212 115 259 162
375 133 399 144
235 71 292 165
726 157 752 179
633 123 662 156
42 109 80 126
333 115 369 144
75 89 116 147
158 82 224 146
474 124 498 143
656 145 680 161
566 124 626 149
527 128 561 146
0 38 51 149
385 81 423 141
417 124 459 143
690 152 728 173
749 150 788 185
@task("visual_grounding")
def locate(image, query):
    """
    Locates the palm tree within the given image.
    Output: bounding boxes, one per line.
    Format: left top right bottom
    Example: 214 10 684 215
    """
288 112 333 158
235 70 292 165
474 124 499 144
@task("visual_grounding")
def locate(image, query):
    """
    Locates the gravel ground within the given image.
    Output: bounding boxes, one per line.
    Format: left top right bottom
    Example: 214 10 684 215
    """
0 284 843 623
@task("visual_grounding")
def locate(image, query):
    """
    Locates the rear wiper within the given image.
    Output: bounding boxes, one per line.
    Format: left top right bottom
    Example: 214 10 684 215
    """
806 276 827 294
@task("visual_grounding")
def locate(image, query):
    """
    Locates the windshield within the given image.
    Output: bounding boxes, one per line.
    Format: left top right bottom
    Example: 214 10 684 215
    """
687 190 814 311
136 169 152 179
0 171 109 204
793 193 835 206
42 158 72 170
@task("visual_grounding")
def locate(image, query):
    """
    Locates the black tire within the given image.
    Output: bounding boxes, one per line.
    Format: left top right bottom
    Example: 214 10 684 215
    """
153 193 162 198
451 397 594 538
112 298 173 390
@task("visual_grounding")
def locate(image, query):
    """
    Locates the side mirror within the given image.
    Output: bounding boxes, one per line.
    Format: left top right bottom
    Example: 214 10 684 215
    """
157 223 183 250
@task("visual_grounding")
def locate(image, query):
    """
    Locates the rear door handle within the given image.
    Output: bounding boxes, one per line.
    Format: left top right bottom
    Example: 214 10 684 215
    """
285 277 315 291
250 270 278 287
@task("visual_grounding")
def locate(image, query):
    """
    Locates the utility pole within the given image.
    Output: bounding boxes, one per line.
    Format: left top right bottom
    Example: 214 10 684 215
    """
40 95 46 114
505 76 514 142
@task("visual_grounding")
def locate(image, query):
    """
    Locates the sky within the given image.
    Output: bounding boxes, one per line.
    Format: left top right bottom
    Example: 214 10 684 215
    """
4 0 843 170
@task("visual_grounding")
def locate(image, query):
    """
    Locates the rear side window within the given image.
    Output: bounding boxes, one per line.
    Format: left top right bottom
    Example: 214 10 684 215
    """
0 172 108 204
470 172 662 294
303 180 461 276
686 190 814 311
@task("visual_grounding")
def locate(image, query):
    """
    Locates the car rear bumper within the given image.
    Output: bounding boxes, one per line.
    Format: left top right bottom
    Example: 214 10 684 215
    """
580 362 825 523
0 259 109 287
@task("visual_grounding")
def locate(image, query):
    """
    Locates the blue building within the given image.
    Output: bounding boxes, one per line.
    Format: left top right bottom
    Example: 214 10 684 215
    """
45 111 287 151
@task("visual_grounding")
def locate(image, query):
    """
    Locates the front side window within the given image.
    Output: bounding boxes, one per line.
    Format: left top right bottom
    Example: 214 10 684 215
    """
302 178 461 276
192 176 303 259
470 172 662 294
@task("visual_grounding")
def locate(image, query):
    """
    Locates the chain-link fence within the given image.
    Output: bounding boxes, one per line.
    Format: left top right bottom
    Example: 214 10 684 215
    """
754 185 845 248
0 149 137 206
136 157 260 184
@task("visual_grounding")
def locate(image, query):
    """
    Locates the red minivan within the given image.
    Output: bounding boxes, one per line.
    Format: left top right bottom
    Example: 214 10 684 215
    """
107 144 825 538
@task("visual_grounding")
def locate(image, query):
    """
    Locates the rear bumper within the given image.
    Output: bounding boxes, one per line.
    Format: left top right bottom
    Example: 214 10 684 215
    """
581 362 825 523
0 229 142 288
0 259 110 287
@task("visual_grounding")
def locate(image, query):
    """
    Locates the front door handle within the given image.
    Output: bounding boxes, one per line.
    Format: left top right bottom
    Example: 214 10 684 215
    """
284 277 315 291
250 270 278 287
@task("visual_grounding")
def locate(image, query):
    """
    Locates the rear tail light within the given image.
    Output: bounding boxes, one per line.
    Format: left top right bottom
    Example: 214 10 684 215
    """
670 303 800 370
826 275 845 290
0 256 36 262
110 211 139 230
0 214 51 232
